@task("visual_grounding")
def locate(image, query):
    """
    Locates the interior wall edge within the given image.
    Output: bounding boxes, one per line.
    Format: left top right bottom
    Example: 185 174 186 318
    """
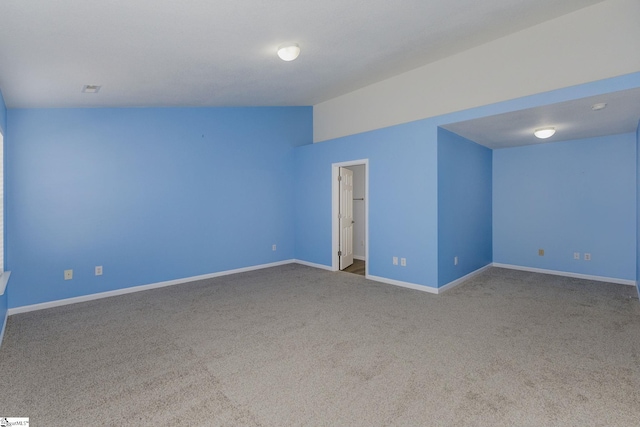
438 263 493 293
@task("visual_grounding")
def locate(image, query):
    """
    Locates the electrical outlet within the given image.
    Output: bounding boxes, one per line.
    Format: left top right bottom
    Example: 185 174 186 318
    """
392 256 398 265
64 269 73 280
272 244 276 251
401 258 407 267
538 249 545 256
454 256 458 266
95 266 103 276
573 252 580 260
584 253 591 261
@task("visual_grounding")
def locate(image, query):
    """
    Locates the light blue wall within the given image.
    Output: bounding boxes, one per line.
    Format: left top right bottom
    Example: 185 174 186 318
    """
437 128 492 287
636 120 640 298
7 107 312 307
294 120 439 288
296 73 640 291
0 90 6 338
0 89 6 133
493 134 636 280
3 73 639 309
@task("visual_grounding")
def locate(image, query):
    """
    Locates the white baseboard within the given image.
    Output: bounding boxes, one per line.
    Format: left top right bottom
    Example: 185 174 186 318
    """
439 264 493 293
353 255 365 261
294 259 334 271
492 263 636 286
366 274 438 294
366 264 492 295
9 259 633 317
8 260 296 316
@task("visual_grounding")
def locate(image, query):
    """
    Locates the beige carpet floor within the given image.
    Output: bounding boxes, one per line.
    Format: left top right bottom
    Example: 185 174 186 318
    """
0 265 639 426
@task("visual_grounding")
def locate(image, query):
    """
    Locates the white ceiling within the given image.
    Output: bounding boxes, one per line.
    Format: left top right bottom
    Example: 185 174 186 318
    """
442 88 640 149
0 0 605 109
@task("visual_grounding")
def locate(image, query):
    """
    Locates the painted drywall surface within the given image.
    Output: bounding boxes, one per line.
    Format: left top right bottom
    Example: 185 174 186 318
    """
297 73 640 290
493 133 636 280
437 128 492 287
636 120 640 298
295 120 438 287
0 90 6 337
346 164 366 259
314 0 640 142
0 90 6 134
7 107 312 307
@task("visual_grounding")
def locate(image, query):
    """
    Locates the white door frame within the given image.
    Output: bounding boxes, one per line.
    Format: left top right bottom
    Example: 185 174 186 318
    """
332 159 369 275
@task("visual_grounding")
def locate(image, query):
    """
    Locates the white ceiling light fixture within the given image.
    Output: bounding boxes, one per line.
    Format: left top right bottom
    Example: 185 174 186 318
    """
534 127 556 139
591 102 607 111
277 43 301 61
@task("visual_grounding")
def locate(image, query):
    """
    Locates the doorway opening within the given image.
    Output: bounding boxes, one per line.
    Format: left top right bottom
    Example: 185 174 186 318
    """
332 160 368 277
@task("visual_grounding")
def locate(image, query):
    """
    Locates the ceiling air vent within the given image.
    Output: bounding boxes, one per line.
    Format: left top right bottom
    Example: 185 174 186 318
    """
82 85 101 93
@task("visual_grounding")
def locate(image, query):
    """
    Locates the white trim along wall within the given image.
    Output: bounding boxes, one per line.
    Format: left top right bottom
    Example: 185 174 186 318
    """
5 262 633 317
492 263 636 287
8 260 295 315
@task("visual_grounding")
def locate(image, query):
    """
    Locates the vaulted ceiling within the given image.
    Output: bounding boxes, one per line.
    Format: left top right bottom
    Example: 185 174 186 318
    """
0 0 604 109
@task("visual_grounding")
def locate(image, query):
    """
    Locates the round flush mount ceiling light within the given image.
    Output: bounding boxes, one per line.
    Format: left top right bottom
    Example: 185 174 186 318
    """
277 43 301 61
534 127 556 139
591 102 607 111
